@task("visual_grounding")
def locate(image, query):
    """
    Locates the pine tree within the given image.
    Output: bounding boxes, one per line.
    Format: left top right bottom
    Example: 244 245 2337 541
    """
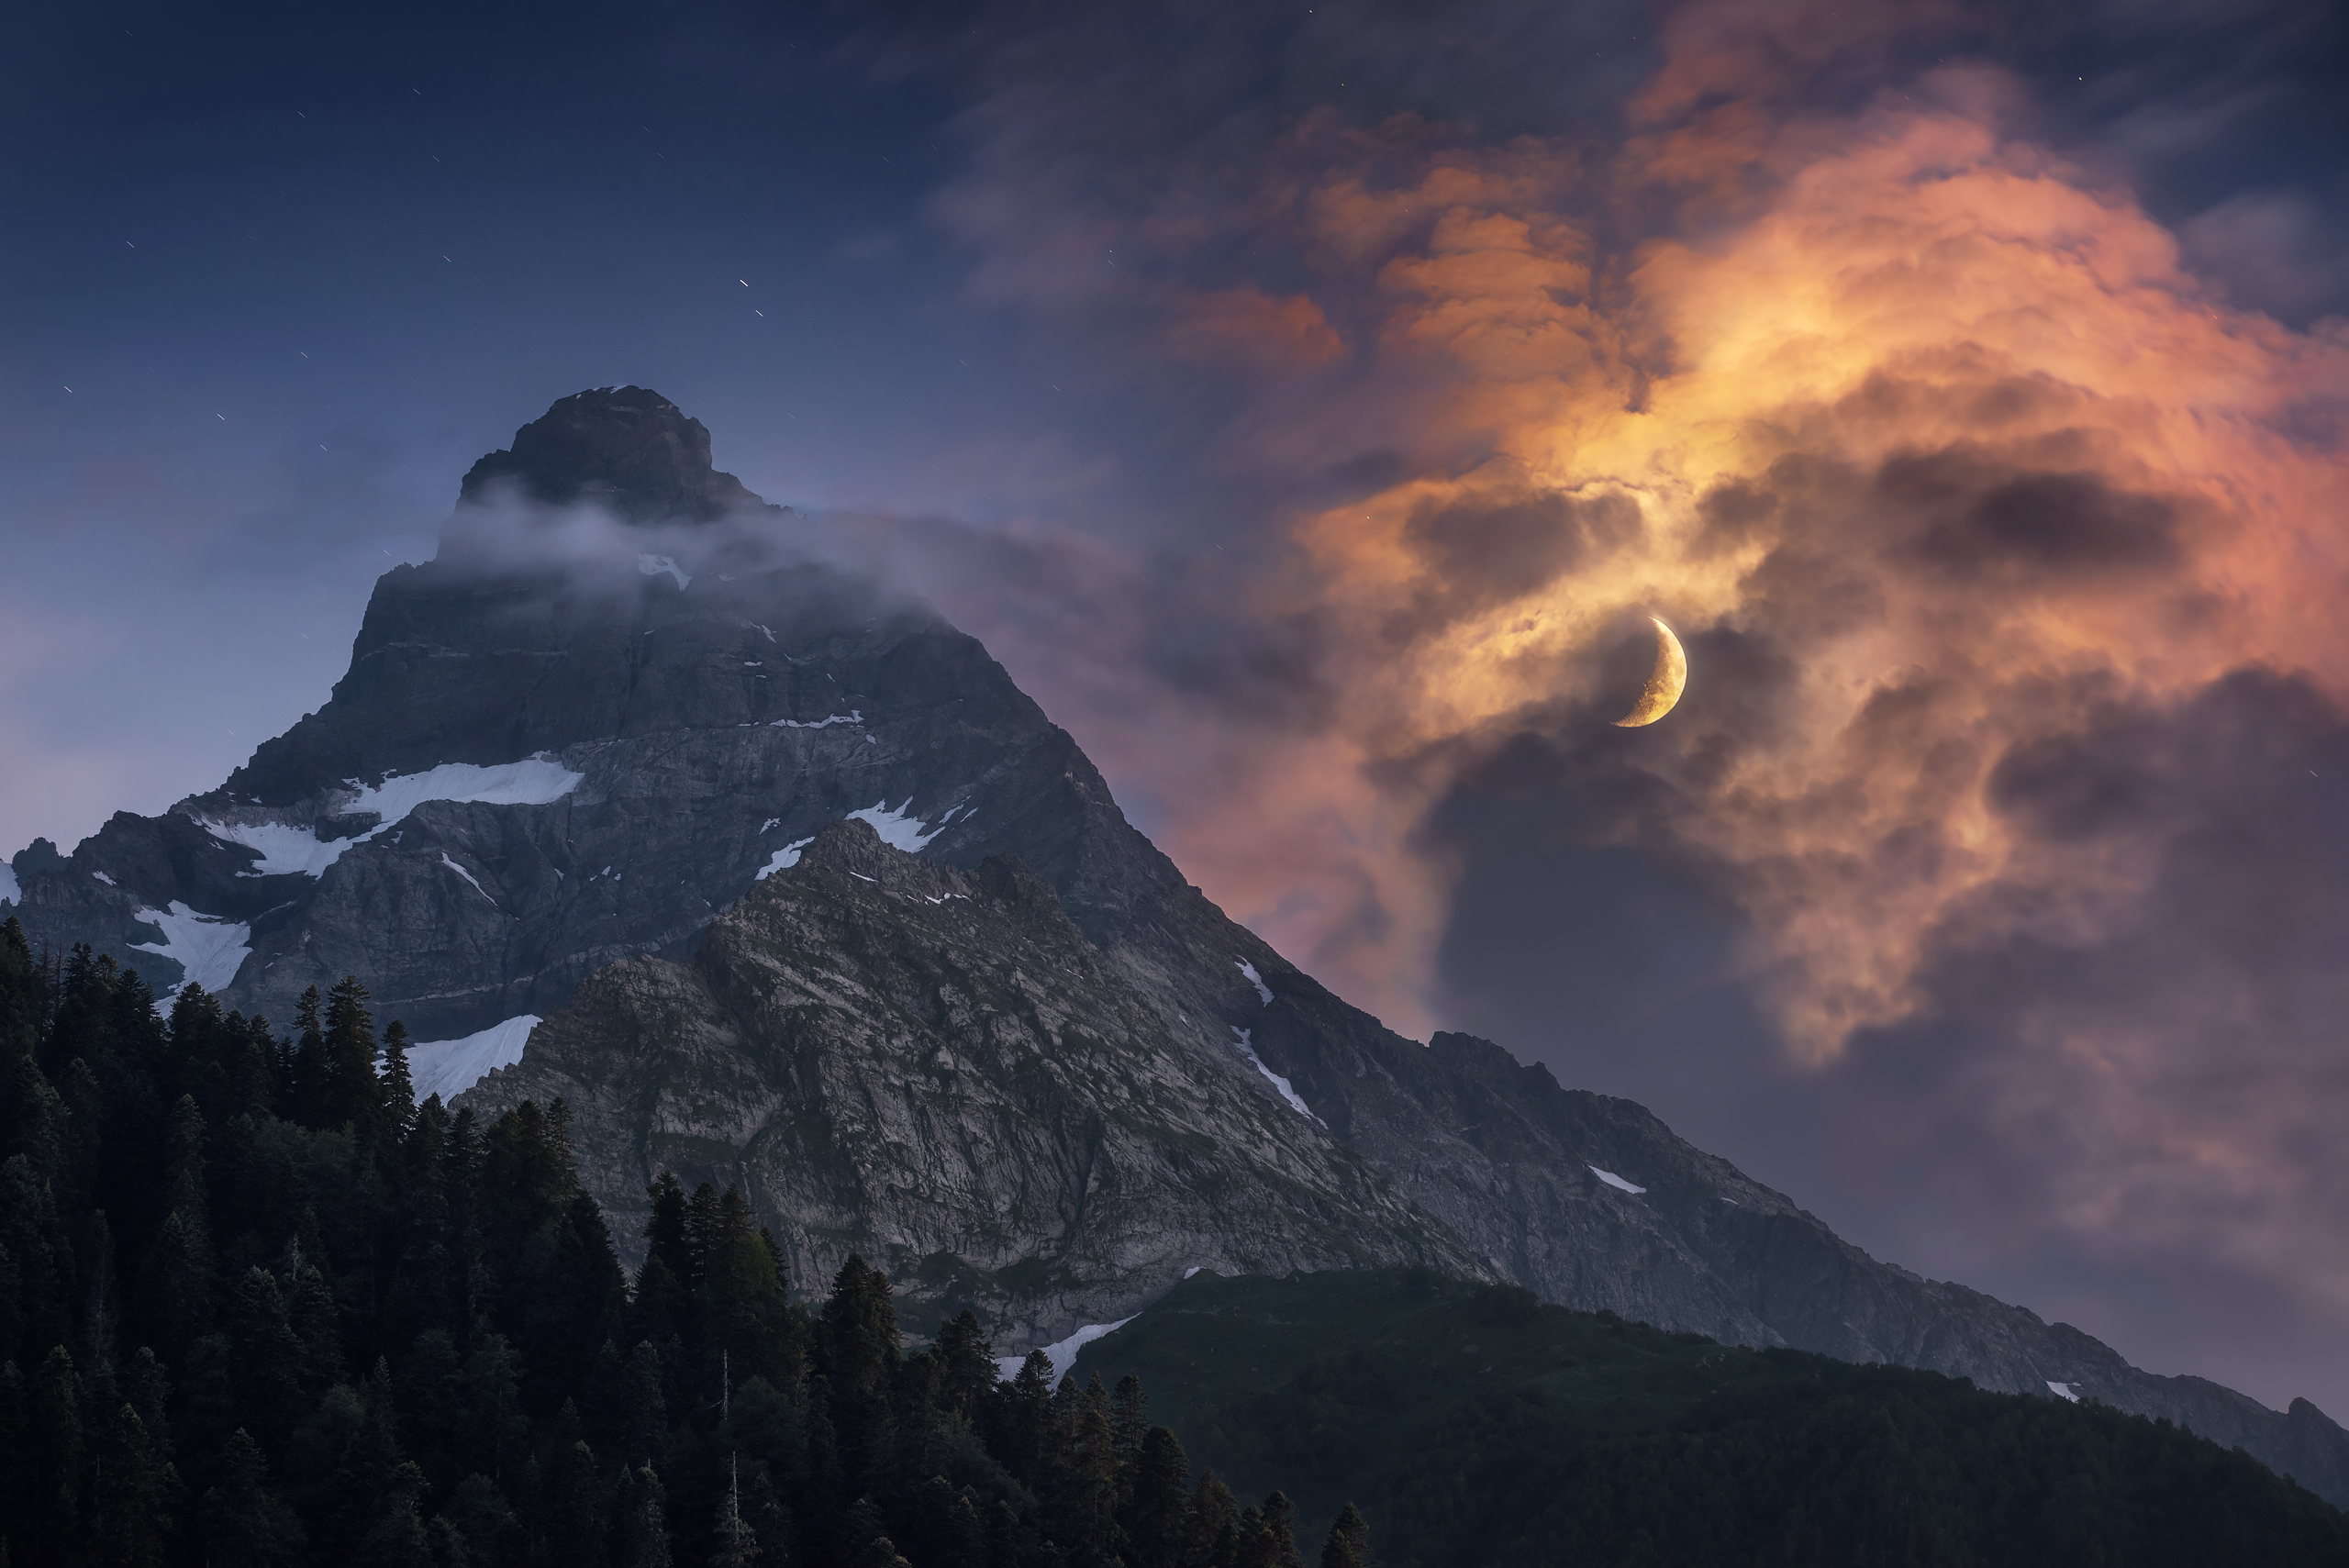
440 1106 487 1330
228 1266 306 1450
77 1195 123 1394
713 1452 757 1568
1064 1373 1123 1563
819 1253 901 1402
934 1309 998 1421
1124 1425 1193 1568
322 976 384 1140
29 1344 86 1563
91 1399 174 1567
635 1173 696 1350
459 1333 529 1485
1319 1503 1370 1568
818 1252 901 1493
0 1358 30 1563
699 1187 789 1384
543 1192 630 1391
354 1458 434 1568
158 1095 208 1222
993 1349 1056 1488
197 1427 306 1565
118 1346 170 1454
438 1472 519 1565
617 1463 674 1568
140 1095 215 1366
288 1258 343 1395
379 1019 415 1139
1111 1372 1149 1468
330 1360 433 1565
1186 1471 1241 1568
1233 1492 1305 1568
0 917 46 1065
0 1145 75 1368
855 1536 914 1568
393 1329 466 1498
545 1433 608 1568
285 985 326 1123
685 1183 722 1290
621 1340 668 1469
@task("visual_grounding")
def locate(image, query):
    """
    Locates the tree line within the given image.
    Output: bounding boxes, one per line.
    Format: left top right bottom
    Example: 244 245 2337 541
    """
0 920 1372 1567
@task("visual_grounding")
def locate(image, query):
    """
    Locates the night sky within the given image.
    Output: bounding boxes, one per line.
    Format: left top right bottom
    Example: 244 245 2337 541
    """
9 0 2349 1418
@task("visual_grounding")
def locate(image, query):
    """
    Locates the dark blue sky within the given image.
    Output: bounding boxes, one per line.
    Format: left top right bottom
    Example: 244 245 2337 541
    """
11 0 2340 843
8 0 2349 1417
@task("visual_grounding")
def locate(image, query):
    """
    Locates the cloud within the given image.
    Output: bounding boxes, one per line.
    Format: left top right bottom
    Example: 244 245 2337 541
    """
2179 193 2349 323
1164 286 1345 368
904 0 2349 1411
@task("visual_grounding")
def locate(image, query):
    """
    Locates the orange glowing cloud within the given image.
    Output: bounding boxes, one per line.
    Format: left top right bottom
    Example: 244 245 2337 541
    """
1164 285 1345 367
1122 27 2347 1070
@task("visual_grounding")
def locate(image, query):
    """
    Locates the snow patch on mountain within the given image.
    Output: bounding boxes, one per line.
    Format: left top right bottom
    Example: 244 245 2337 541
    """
2047 1381 2081 1403
847 800 947 852
207 819 356 877
130 902 252 996
199 756 585 877
1231 1027 1325 1126
1236 959 1272 1005
440 854 495 902
772 711 862 729
756 838 817 880
351 757 584 823
408 1014 542 1103
637 553 691 588
995 1317 1138 1384
1589 1166 1646 1195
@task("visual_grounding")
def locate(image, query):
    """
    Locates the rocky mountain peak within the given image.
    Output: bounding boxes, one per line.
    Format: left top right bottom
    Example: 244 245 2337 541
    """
10 389 2348 1505
456 384 766 522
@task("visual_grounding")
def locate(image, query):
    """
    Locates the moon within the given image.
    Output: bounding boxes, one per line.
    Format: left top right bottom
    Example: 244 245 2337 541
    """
1612 617 1687 728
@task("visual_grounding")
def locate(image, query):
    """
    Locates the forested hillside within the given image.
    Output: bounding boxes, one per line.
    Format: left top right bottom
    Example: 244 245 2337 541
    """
12 904 2347 1568
1075 1269 2349 1568
0 921 1353 1568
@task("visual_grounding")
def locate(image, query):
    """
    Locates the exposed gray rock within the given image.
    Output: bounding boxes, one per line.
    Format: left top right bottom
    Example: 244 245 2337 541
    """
457 384 766 521
9 385 2345 1504
462 817 1470 1350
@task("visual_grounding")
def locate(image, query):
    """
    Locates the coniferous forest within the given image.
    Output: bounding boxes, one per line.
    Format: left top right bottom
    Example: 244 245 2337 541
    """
1081 1270 2349 1567
0 920 1359 1568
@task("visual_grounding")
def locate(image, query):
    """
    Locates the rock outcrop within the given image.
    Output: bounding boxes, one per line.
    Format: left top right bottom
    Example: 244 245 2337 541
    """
9 385 2346 1504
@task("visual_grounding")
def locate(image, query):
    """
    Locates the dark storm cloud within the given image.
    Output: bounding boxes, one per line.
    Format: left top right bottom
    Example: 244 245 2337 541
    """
854 510 1341 733
1826 666 2349 1396
1424 653 2349 1406
1891 462 2185 583
1386 489 1643 643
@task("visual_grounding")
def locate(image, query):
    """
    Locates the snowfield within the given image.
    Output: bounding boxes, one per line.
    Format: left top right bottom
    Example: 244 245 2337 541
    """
130 902 253 997
199 756 585 877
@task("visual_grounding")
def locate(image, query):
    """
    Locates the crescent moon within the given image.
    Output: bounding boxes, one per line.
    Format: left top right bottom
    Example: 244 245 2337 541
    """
1612 617 1687 728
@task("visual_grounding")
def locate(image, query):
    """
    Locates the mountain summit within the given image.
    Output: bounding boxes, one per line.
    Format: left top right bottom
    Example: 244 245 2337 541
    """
6 389 2346 1503
458 384 767 521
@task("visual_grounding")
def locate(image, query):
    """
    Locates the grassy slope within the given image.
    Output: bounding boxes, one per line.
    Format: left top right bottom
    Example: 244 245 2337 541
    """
1073 1268 2349 1568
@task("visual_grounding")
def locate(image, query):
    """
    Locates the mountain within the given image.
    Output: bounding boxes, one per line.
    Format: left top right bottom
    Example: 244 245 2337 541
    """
7 386 2346 1504
1067 1268 2349 1567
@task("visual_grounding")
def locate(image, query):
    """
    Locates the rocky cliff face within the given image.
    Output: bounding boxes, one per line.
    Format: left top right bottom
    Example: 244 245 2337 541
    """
8 387 2345 1504
462 818 1469 1348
